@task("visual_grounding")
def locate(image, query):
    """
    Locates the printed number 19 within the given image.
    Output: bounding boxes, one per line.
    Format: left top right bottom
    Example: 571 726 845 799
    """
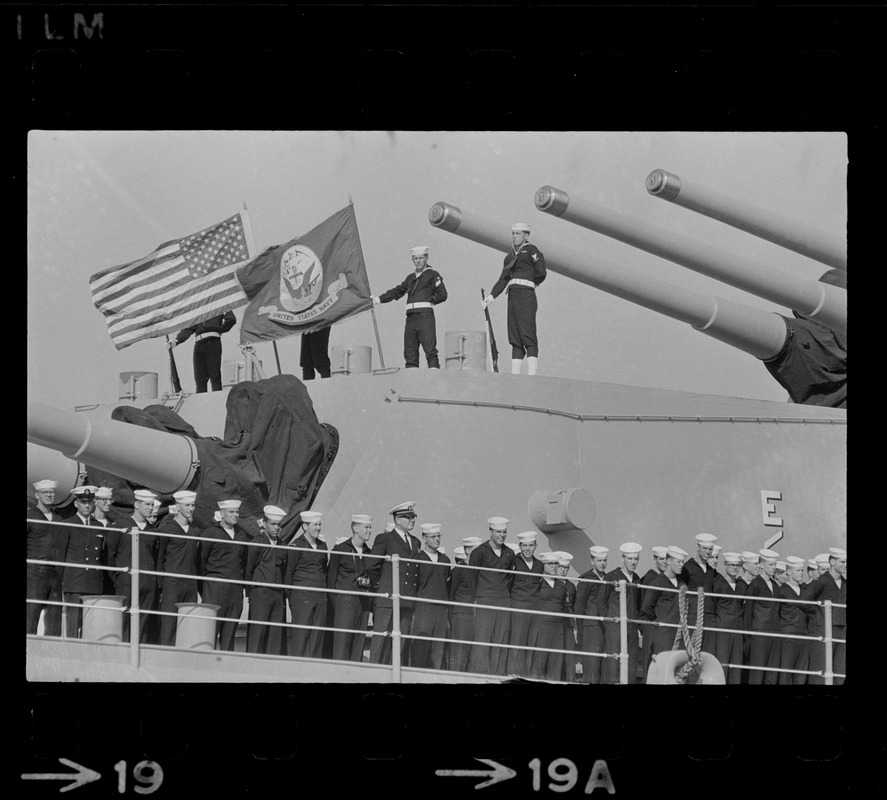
114 761 164 794
529 758 615 794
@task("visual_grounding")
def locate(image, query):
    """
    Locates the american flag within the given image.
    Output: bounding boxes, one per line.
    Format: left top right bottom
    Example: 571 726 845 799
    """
89 212 254 350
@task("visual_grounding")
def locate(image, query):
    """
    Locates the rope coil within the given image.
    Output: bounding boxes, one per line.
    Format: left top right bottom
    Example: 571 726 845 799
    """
671 585 706 684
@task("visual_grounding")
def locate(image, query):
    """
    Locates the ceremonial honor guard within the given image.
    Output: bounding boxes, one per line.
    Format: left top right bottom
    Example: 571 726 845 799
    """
639 546 688 667
410 523 452 670
55 486 105 638
481 222 547 375
527 552 569 681
245 505 289 655
712 551 746 684
639 545 668 679
199 498 250 651
467 517 516 676
105 488 160 643
777 556 812 684
679 532 719 655
168 309 236 393
286 510 329 659
300 326 332 380
506 531 543 677
803 547 846 685
27 479 64 636
744 548 782 684
327 514 374 662
556 552 579 681
155 490 201 647
448 537 482 672
575 545 610 684
602 542 643 684
368 502 422 665
373 246 448 369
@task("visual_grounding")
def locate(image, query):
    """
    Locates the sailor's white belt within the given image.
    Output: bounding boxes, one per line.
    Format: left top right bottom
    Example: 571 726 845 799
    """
195 332 221 341
406 302 433 311
507 279 535 290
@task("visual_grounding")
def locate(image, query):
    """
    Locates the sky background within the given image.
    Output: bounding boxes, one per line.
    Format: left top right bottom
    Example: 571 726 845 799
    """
27 131 846 410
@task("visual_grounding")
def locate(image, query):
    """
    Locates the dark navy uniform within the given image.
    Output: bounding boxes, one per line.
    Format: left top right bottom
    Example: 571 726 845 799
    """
327 539 373 662
410 550 452 670
26 507 64 636
155 514 201 647
367 527 422 665
639 572 686 666
174 310 236 392
199 522 250 651
639 567 663 679
490 244 546 360
712 572 746 684
467 541 515 675
575 568 609 684
743 574 781 684
105 516 160 644
285 534 329 659
802 571 846 684
378 267 447 368
447 562 475 672
561 578 579 681
300 327 332 380
601 568 643 684
506 556 544 676
777 582 812 684
679 558 718 655
55 511 106 638
245 531 288 655
527 578 569 681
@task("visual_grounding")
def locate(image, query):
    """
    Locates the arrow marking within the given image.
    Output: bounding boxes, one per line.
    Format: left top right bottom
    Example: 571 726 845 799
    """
436 758 516 789
21 758 102 793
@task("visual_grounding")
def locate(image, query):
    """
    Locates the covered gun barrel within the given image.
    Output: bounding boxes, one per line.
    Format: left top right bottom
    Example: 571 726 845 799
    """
27 402 200 494
429 201 787 359
646 169 847 271
535 185 846 334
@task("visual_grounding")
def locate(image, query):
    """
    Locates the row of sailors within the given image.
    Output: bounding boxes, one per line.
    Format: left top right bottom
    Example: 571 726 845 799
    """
27 484 845 683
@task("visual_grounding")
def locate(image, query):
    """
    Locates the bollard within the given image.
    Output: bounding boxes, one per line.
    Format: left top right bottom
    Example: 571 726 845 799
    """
81 595 126 642
175 603 221 651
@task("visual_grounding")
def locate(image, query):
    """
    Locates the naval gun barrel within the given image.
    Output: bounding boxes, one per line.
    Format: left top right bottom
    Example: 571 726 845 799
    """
429 201 787 359
535 186 846 334
27 401 200 494
645 169 847 271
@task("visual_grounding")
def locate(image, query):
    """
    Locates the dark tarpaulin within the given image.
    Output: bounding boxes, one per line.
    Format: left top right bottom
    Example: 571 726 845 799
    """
763 269 847 408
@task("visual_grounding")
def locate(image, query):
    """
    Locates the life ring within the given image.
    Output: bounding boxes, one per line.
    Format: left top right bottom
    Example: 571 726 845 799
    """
646 649 726 685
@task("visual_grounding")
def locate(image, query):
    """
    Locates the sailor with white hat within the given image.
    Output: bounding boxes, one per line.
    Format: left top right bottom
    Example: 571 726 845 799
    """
555 552 580 681
803 544 846 684
92 486 115 528
638 545 669 679
776 556 811 682
467 516 516 676
372 245 447 369
712 552 745 683
242 504 289 656
448 535 482 672
368 503 422 667
506 531 544 677
27 479 64 636
327 513 375 662
481 221 547 375
575 545 610 684
601 543 644 684
155 490 200 646
640 545 688 668
287 509 329 660
805 559 820 584
739 550 761 587
679 533 719 652
411 522 451 670
744 548 782 685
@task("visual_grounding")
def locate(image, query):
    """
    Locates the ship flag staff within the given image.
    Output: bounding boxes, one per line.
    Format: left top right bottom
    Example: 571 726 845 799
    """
481 223 546 375
372 246 448 369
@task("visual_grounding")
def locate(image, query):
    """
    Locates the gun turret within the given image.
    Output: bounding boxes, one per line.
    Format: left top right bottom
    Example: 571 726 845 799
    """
429 201 787 360
534 185 846 334
645 169 847 271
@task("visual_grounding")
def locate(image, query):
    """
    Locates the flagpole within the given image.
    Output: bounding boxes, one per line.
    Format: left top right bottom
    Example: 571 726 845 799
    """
348 194 386 369
243 201 282 375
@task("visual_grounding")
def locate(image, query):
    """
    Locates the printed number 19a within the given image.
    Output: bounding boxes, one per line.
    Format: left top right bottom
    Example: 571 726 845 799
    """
529 758 615 794
114 761 164 794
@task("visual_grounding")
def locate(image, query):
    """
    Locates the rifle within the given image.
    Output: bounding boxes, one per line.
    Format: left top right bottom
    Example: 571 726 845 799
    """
165 335 182 393
481 288 499 373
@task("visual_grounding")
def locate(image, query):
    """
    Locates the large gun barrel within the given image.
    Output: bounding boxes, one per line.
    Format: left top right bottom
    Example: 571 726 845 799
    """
429 201 787 360
534 185 846 334
645 169 847 271
27 402 200 494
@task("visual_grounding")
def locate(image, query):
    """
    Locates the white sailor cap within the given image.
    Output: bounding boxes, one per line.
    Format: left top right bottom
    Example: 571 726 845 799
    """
351 514 373 525
742 551 760 563
712 545 723 556
335 536 350 545
151 500 162 512
134 489 158 503
667 546 689 560
71 485 98 499
167 504 179 516
651 546 668 558
410 246 429 257
696 533 718 543
516 531 538 543
173 490 197 503
786 556 806 568
758 548 779 561
263 505 287 521
815 553 831 567
487 516 509 531
828 547 847 558
385 521 395 532
300 510 323 523
218 499 242 510
454 546 467 559
33 480 58 491
95 486 114 499
722 552 743 564
389 501 417 518
589 545 609 557
505 542 521 553
421 523 442 535
462 536 484 547
774 561 787 572
512 222 531 233
213 510 221 522
620 542 643 554
538 551 560 563
807 560 819 570
556 552 574 566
